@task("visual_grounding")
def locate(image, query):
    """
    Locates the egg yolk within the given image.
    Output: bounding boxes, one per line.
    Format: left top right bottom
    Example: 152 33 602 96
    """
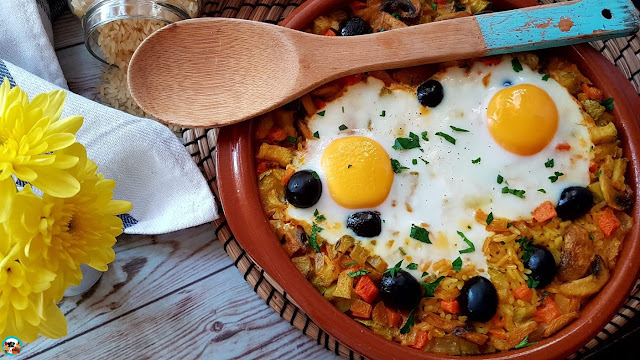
321 136 393 209
487 84 558 156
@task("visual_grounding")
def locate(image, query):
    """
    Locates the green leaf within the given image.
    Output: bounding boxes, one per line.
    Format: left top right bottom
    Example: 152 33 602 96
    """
514 336 537 349
343 261 358 268
497 174 504 184
380 110 386 117
422 276 445 297
452 257 463 271
545 158 554 168
406 263 418 270
542 74 550 81
420 157 429 165
412 159 417 165
391 159 409 173
450 125 469 132
339 124 348 131
308 223 323 252
400 309 415 334
431 3 437 10
311 171 320 180
384 260 403 277
472 157 481 164
287 136 298 143
458 231 475 254
601 97 614 111
435 132 456 145
512 57 523 72
348 269 371 277
421 272 429 278
486 212 494 225
516 236 535 263
548 171 564 183
526 276 539 289
341 106 345 113
392 132 421 150
410 224 431 244
317 110 326 116
537 189 546 193
502 186 526 198
313 131 320 139
596 169 602 178
507 222 513 228
421 131 429 141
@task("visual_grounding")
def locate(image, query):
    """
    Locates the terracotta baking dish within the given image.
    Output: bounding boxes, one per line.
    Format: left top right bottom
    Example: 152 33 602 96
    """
217 0 640 358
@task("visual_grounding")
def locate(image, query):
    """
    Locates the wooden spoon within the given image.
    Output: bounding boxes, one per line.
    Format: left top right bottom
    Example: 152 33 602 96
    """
128 0 638 128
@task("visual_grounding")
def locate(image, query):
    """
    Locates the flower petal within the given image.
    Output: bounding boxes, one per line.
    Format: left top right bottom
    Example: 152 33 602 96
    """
31 167 80 198
44 115 83 137
0 178 16 222
38 302 67 339
51 154 79 169
42 133 75 153
12 165 37 182
10 292 28 310
103 200 133 215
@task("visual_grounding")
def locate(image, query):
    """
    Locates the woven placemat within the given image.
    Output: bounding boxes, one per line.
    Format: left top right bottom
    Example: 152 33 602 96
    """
183 1 640 358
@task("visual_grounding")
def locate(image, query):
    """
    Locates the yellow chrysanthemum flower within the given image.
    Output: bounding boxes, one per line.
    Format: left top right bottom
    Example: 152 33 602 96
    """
6 143 132 301
0 78 84 222
0 216 66 343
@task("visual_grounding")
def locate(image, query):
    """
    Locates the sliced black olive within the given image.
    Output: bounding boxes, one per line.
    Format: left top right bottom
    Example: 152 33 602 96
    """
556 186 593 220
458 276 498 322
338 17 372 36
381 0 416 17
346 211 381 237
417 79 444 107
524 245 557 288
285 170 322 208
380 270 422 310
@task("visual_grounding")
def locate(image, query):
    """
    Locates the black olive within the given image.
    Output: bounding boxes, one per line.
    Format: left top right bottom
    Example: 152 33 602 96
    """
556 186 593 220
524 245 557 288
285 170 322 208
380 270 422 310
416 79 444 107
346 211 382 237
458 276 498 322
338 17 372 36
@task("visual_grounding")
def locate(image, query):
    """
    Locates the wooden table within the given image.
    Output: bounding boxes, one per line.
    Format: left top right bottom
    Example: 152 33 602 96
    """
25 9 637 360
23 12 337 360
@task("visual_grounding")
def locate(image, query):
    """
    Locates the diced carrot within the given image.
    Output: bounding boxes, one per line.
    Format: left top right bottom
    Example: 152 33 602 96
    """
265 126 287 141
281 167 295 186
491 313 505 327
488 328 507 340
348 1 366 12
355 275 379 303
535 296 562 324
598 208 621 237
256 161 270 175
386 308 402 327
556 143 571 151
581 83 604 101
513 284 533 302
350 299 373 318
436 0 448 5
440 299 459 314
409 330 429 350
313 98 326 110
532 201 557 223
323 29 336 36
341 73 363 86
479 56 502 66
589 160 598 173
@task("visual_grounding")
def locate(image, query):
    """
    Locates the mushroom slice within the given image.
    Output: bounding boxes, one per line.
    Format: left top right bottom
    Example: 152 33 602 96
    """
558 224 595 282
559 255 609 297
600 172 634 211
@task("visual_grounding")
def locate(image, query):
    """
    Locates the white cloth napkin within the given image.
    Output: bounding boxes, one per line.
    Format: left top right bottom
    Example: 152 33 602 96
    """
0 0 219 234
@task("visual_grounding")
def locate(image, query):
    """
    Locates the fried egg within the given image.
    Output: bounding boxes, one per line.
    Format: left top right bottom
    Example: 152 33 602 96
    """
287 57 593 278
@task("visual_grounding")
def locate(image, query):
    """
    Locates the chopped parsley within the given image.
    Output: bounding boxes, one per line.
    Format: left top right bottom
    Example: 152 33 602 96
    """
422 276 445 297
385 260 403 277
317 110 325 116
538 189 546 193
313 131 320 139
601 97 614 111
452 257 463 271
545 158 554 168
391 159 409 173
391 11 400 19
380 110 386 117
450 125 469 132
392 132 421 150
549 171 564 183
338 124 348 131
398 247 406 255
406 262 418 270
435 132 456 145
308 223 323 252
347 164 352 168
400 308 415 334
348 269 370 277
420 157 429 165
514 336 537 349
431 3 437 10
311 170 320 180
472 157 481 164
502 186 526 198
458 231 475 254
486 212 494 225
421 131 429 141
412 159 418 165
595 169 602 178
542 74 550 81
341 106 345 113
410 224 431 244
507 222 513 228
512 57 523 72
313 209 326 222
342 261 358 268
421 272 429 278
526 276 539 289
286 136 298 143
516 236 535 263
589 232 595 240
497 174 504 184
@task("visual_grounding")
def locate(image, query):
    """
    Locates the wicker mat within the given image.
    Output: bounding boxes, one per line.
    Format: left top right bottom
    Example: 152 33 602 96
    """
182 1 640 358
